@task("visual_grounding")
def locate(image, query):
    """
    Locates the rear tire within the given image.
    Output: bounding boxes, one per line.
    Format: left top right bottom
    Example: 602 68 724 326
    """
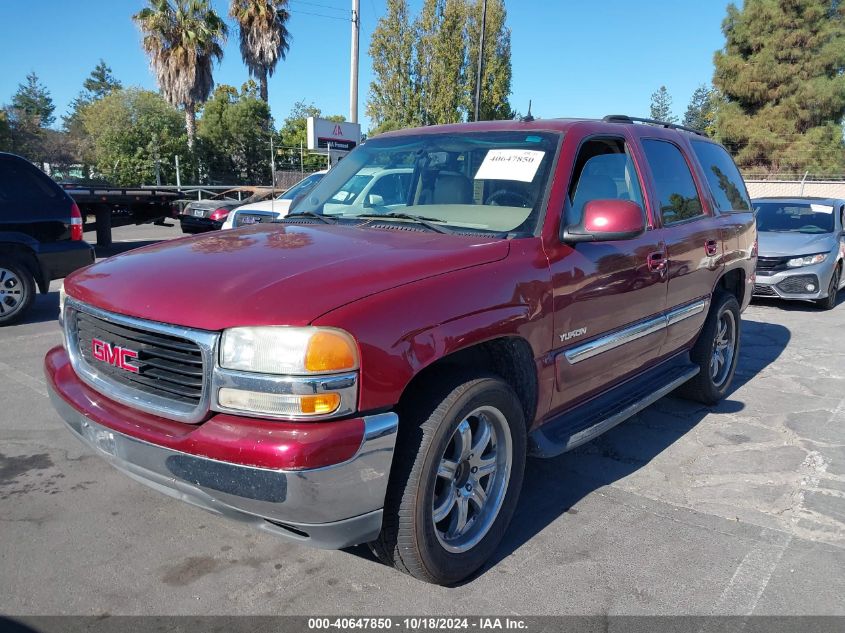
370 372 526 585
0 257 35 326
677 291 740 405
815 266 840 311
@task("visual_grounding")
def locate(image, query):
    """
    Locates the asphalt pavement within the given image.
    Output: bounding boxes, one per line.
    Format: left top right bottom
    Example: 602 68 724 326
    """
1 223 843 615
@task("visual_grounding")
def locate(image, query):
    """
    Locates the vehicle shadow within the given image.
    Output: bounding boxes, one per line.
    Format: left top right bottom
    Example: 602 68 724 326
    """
344 319 791 584
15 291 61 326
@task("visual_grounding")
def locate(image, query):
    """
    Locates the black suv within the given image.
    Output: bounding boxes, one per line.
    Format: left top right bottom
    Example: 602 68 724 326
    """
0 153 94 325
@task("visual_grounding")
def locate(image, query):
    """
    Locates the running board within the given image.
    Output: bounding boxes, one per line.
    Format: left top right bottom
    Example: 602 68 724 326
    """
530 357 700 458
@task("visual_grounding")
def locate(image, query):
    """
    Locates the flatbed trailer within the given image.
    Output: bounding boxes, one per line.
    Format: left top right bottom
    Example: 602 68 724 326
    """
61 185 180 247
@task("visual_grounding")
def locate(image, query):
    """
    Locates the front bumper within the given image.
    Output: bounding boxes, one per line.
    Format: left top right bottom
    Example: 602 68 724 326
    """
45 347 398 549
753 261 835 301
178 214 223 233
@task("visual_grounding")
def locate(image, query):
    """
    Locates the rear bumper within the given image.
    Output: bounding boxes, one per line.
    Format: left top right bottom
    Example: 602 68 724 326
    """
37 240 95 283
45 347 398 549
178 215 223 233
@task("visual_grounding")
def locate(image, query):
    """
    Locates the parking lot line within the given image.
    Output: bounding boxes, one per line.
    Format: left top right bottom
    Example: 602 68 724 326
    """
0 359 47 398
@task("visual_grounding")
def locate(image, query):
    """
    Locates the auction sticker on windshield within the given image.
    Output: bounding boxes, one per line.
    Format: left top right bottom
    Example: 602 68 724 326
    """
475 149 545 182
811 204 834 214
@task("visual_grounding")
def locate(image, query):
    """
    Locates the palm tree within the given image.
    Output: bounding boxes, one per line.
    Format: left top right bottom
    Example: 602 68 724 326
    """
133 0 228 149
230 0 291 103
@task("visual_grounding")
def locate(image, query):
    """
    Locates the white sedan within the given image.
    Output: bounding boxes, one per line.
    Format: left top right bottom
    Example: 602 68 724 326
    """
222 171 327 229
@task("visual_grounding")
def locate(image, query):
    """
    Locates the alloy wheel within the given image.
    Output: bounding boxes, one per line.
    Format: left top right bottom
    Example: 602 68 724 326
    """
431 405 512 554
710 309 737 388
0 268 26 319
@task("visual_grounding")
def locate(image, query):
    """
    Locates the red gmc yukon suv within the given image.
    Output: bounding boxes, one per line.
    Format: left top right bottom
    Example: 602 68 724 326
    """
45 116 756 585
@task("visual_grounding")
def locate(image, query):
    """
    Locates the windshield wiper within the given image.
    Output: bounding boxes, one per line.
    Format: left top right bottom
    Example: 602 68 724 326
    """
278 211 336 224
355 212 453 234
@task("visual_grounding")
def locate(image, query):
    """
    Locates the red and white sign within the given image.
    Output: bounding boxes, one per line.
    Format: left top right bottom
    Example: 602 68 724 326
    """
307 117 362 152
92 338 140 374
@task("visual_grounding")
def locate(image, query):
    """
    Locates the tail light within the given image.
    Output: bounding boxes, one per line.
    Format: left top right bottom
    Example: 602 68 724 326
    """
210 208 230 222
69 202 83 241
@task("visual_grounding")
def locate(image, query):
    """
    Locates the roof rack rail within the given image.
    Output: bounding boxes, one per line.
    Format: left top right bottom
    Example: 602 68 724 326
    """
602 115 706 137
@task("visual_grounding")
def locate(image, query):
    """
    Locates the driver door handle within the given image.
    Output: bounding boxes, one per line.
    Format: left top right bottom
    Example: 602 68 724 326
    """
647 251 667 274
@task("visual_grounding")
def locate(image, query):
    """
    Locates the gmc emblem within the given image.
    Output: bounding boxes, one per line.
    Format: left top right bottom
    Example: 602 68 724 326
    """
91 338 139 374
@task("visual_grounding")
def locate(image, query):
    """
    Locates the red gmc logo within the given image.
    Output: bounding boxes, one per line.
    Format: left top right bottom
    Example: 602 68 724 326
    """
91 338 139 374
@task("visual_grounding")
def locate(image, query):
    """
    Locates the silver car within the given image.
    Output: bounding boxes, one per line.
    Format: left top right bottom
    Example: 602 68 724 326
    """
752 197 845 309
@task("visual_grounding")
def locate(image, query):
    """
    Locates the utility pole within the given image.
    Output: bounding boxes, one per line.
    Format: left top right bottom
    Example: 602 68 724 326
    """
473 0 488 122
349 0 360 124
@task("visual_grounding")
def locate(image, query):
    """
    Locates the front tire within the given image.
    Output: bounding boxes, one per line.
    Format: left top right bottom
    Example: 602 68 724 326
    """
815 266 840 311
371 373 526 585
0 258 35 326
677 291 741 405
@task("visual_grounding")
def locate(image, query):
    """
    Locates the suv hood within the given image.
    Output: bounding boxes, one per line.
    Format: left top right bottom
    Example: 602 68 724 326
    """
758 231 837 257
65 224 509 330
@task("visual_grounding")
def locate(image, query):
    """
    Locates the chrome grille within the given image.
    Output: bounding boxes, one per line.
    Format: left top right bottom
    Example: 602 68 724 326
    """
65 299 218 423
76 312 204 405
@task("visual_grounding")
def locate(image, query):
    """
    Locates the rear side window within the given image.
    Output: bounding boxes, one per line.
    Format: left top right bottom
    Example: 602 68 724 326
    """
0 157 61 204
691 141 750 212
641 140 703 225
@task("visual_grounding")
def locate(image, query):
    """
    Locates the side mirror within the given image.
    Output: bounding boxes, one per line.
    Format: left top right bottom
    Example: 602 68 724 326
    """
364 194 384 208
562 199 646 243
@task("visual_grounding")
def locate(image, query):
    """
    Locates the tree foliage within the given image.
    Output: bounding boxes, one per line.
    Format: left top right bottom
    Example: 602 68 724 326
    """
683 84 718 135
367 0 417 130
197 81 272 183
133 0 228 148
230 0 291 103
82 88 188 186
11 72 55 128
63 61 124 166
649 85 677 123
713 0 845 175
415 0 467 126
465 0 512 121
275 101 343 171
367 0 511 132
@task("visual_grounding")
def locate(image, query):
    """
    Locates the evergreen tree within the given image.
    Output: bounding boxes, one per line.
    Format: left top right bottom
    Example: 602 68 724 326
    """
11 72 55 128
414 0 467 125
84 60 123 100
713 0 845 175
683 84 717 134
465 0 512 121
367 0 417 130
649 85 677 123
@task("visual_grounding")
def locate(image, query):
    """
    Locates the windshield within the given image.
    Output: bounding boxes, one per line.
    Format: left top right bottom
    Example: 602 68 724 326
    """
293 131 561 235
278 173 325 201
755 202 836 234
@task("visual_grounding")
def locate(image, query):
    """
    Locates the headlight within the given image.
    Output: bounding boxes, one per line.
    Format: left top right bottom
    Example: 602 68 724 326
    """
220 326 358 374
216 326 359 419
787 253 827 268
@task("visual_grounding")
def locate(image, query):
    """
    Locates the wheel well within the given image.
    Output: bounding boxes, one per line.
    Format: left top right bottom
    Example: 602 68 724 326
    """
717 268 745 305
0 243 44 293
398 337 538 428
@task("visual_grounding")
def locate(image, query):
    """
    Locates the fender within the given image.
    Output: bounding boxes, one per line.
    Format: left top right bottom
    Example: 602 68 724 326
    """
312 245 555 415
0 233 47 292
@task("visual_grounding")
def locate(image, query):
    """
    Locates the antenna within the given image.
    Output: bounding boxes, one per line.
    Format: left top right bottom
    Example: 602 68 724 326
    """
521 100 534 123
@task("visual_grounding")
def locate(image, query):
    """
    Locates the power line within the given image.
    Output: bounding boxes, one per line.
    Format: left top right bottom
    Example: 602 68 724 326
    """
288 7 349 21
289 0 348 14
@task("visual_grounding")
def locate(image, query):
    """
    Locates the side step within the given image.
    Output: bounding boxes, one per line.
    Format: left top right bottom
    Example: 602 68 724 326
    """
529 356 699 458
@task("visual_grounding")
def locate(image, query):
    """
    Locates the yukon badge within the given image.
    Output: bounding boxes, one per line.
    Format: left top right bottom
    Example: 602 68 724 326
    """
560 327 587 342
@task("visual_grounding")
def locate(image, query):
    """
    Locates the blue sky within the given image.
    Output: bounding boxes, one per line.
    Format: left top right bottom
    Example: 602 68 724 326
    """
0 0 733 133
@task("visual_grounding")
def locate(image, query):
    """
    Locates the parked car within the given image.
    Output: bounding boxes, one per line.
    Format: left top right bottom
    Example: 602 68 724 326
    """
752 197 845 309
323 166 414 215
178 187 274 234
0 153 94 326
46 116 755 585
222 172 327 230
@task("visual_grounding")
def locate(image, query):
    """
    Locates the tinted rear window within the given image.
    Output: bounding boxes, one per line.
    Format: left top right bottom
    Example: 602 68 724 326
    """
691 141 751 212
0 157 62 204
641 140 704 224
